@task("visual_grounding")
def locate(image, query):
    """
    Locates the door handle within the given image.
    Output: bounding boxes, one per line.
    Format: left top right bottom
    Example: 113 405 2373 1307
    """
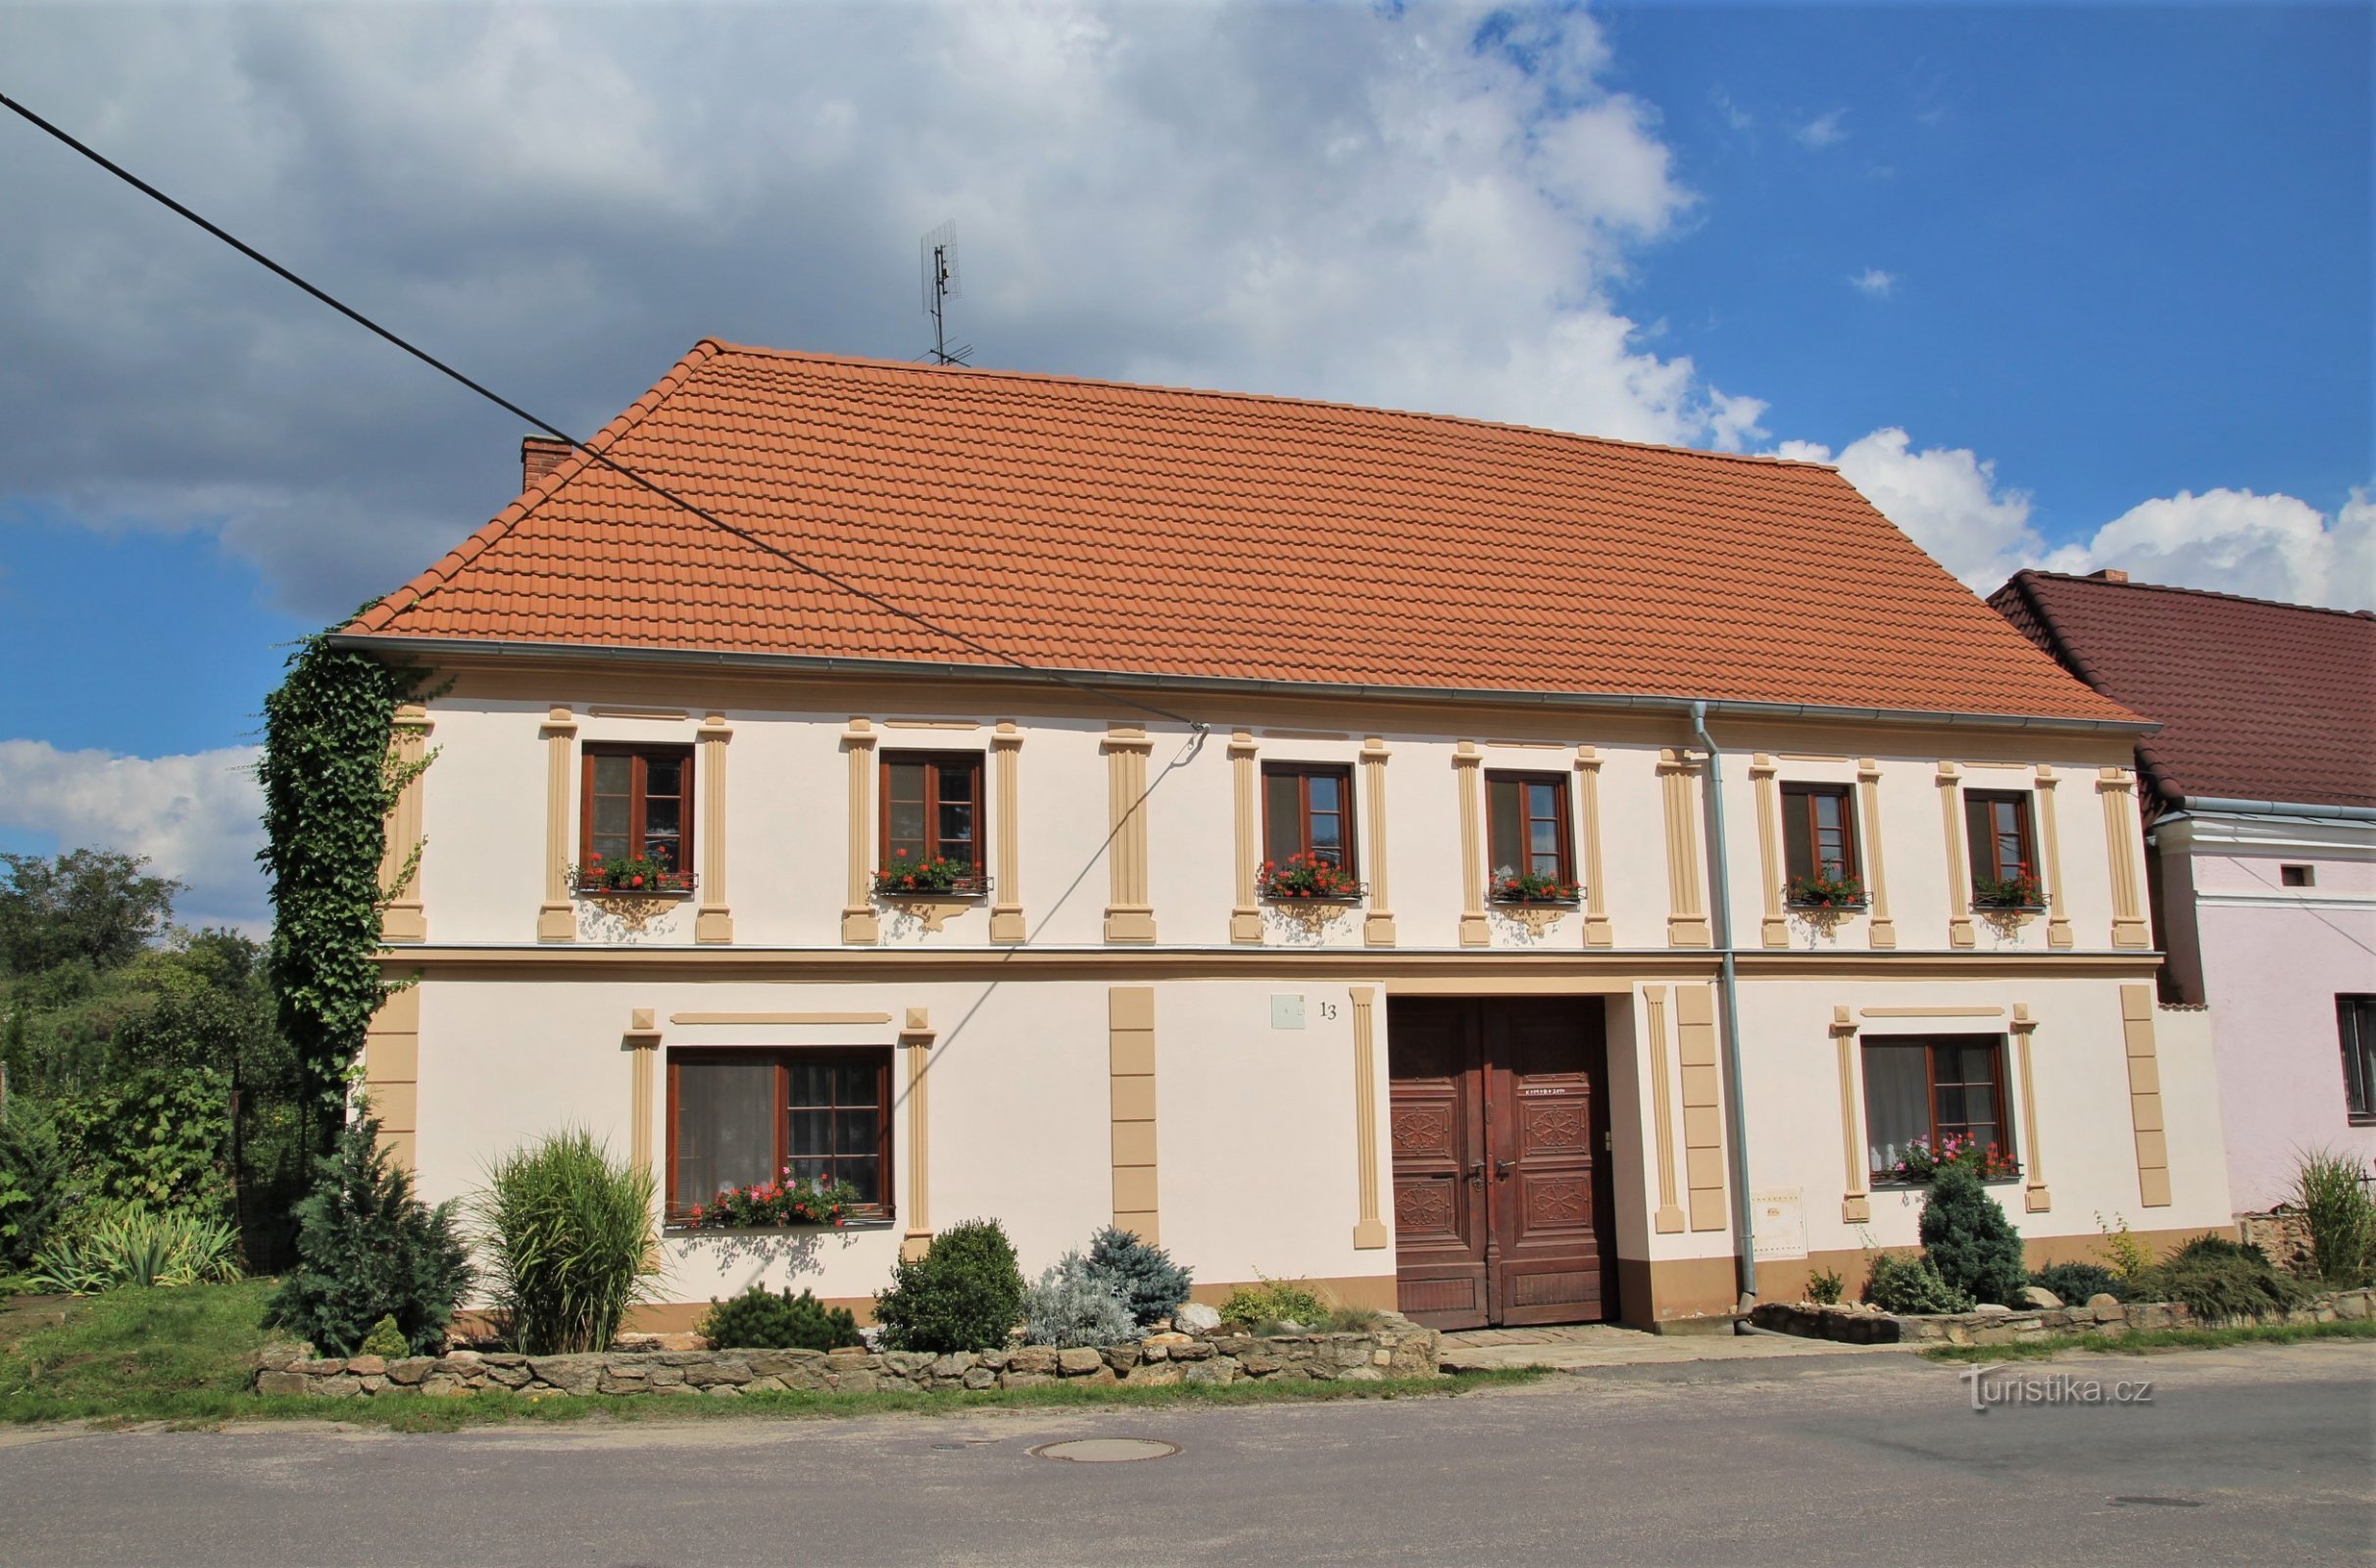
1466 1161 1485 1184
1494 1159 1515 1178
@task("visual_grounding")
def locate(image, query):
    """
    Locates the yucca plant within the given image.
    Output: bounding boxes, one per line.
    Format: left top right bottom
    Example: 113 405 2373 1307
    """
2293 1148 2376 1288
472 1130 660 1354
26 1203 240 1294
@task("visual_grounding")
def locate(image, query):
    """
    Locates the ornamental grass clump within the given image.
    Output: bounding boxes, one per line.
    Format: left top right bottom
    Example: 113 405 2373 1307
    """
873 1218 1026 1352
1919 1161 2028 1307
265 1113 470 1357
1085 1226 1193 1328
472 1129 659 1355
1021 1250 1139 1348
699 1284 863 1351
2138 1235 2309 1324
2291 1148 2376 1288
26 1202 241 1295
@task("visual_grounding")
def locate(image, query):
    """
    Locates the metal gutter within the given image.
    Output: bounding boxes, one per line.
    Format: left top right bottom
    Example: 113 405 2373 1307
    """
2172 796 2376 824
1688 701 1757 1308
327 633 2158 737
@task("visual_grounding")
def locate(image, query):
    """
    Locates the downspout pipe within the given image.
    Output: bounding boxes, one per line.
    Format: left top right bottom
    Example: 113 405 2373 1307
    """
1688 701 1757 1308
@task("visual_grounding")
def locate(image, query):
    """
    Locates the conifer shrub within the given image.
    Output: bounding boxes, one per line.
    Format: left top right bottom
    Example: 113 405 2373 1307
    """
1021 1250 1139 1348
1085 1225 1193 1327
2139 1234 2309 1323
1919 1161 2027 1306
872 1218 1025 1352
699 1284 863 1350
265 1114 470 1356
1862 1250 1973 1314
358 1314 408 1357
2030 1260 2128 1304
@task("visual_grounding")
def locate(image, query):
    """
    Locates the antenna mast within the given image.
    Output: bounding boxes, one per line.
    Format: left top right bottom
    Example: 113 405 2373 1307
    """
919 221 971 366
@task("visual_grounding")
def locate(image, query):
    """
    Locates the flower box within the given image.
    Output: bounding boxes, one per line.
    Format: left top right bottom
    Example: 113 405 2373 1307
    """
679 1173 865 1231
569 854 695 896
1881 1134 2021 1186
1786 872 1867 910
1971 866 2046 910
871 855 990 898
1489 870 1582 906
1259 852 1366 902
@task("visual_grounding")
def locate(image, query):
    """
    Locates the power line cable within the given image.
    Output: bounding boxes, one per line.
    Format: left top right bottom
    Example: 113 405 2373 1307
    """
0 88 1204 732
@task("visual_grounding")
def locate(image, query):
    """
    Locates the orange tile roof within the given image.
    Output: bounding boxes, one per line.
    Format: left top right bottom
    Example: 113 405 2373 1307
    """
349 339 2140 725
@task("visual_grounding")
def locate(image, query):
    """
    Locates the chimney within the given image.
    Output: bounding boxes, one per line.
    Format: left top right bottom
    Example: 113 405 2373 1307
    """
520 435 574 491
2087 568 2129 583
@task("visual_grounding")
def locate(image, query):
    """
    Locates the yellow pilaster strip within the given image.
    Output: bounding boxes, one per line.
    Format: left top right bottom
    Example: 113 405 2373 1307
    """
363 987 421 1172
1455 741 1490 947
1658 749 1712 948
2100 768 2152 949
990 722 1026 944
1110 987 1160 1242
1350 986 1388 1249
1675 984 1727 1231
1103 725 1158 944
694 712 734 945
1831 1007 1869 1223
2033 765 2074 950
1573 747 1613 947
1229 730 1262 944
1750 753 1788 948
536 707 577 943
900 1008 935 1258
379 704 432 943
1360 738 1397 948
1856 758 1896 949
1644 985 1685 1234
2011 1004 2051 1212
840 719 880 945
1936 760 1976 949
2120 984 2171 1206
622 1008 662 1176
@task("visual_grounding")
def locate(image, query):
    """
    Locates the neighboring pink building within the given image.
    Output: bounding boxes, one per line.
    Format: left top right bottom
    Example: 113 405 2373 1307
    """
1992 569 2376 1211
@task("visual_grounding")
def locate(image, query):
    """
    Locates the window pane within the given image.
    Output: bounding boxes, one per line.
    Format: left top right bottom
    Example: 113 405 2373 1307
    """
1863 1044 1929 1175
1525 781 1557 822
1528 818 1559 858
937 798 975 856
836 1108 878 1157
593 754 631 795
887 761 926 806
1488 779 1520 879
1309 773 1340 812
840 1156 881 1205
788 1108 831 1159
592 793 631 839
675 1061 776 1208
1263 770 1302 864
1310 809 1343 861
835 1061 874 1107
1964 795 1994 881
645 756 682 797
1782 791 1814 883
787 1060 832 1107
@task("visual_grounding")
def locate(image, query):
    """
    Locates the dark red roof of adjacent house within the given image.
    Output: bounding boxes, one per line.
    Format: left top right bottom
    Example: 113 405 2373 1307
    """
347 339 2140 724
1990 569 2376 809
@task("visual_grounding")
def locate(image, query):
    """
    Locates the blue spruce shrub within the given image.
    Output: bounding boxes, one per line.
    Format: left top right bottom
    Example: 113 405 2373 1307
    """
1919 1161 2028 1307
1085 1225 1193 1327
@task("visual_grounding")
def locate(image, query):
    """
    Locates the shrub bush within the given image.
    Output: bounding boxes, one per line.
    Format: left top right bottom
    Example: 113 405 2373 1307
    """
2139 1234 2309 1324
1919 1162 2027 1306
1218 1276 1330 1332
265 1113 470 1357
0 1098 73 1271
1085 1225 1193 1327
2093 1210 2155 1280
699 1284 863 1351
1806 1267 1845 1306
2031 1260 2128 1304
2292 1149 2376 1288
472 1129 660 1355
1863 1250 1973 1314
25 1202 240 1294
1022 1250 1139 1348
873 1218 1026 1352
358 1314 408 1357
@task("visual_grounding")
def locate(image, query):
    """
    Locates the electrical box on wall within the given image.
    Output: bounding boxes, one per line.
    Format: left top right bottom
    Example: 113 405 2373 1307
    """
1269 995 1306 1030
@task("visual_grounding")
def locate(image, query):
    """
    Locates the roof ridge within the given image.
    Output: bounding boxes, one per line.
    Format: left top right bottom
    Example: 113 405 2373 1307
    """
697 337 1838 474
2012 566 2376 622
347 340 726 633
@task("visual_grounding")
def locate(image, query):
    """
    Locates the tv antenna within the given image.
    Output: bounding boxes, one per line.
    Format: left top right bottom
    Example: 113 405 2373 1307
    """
920 221 971 366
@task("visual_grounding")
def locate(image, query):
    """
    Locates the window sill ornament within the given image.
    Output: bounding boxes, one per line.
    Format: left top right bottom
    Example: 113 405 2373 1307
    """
870 855 990 898
570 854 695 897
1883 1134 2021 1187
1258 853 1366 903
1488 871 1583 906
680 1173 864 1231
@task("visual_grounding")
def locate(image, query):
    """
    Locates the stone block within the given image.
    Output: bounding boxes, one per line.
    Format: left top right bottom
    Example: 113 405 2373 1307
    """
1102 1345 1143 1372
2337 1292 2370 1322
343 1354 388 1377
683 1359 753 1388
884 1351 935 1378
1057 1348 1106 1376
743 1376 785 1394
481 1362 533 1390
2018 1286 2063 1310
1009 1347 1059 1375
999 1371 1053 1390
746 1349 825 1379
254 1370 311 1396
1175 1301 1222 1333
929 1352 977 1379
963 1367 997 1390
828 1370 880 1394
1182 1360 1237 1386
255 1346 304 1373
705 1384 742 1397
1127 1363 1183 1387
1170 1341 1215 1361
978 1348 1010 1370
384 1357 436 1386
419 1376 469 1398
297 1358 346 1378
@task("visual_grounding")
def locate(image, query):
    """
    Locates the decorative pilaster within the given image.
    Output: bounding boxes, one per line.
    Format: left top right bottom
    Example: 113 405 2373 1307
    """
2011 1004 2050 1212
1750 753 1788 948
1109 988 1160 1242
2100 768 2152 949
1228 730 1262 944
1936 761 1976 949
1658 749 1712 948
623 1008 663 1177
378 703 433 943
694 713 733 944
1856 758 1897 949
536 707 578 942
1103 725 1157 944
900 1008 935 1259
363 988 421 1172
2033 765 2074 950
2120 985 2171 1206
1831 1007 1869 1223
1350 987 1388 1249
1575 747 1612 947
1644 986 1685 1234
1455 742 1490 947
990 722 1026 944
1676 984 1726 1231
840 719 880 945
1360 738 1396 948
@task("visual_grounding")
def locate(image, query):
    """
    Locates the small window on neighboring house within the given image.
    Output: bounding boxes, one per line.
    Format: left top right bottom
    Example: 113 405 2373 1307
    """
1781 783 1861 904
880 752 986 890
668 1050 892 1221
1862 1037 2016 1184
1262 763 1356 870
1964 790 2042 907
2282 864 2316 888
579 745 692 890
2341 997 2376 1124
1486 771 1576 900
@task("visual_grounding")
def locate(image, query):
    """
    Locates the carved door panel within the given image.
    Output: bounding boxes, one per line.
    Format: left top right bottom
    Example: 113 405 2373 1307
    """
1386 999 1488 1330
1486 1001 1614 1325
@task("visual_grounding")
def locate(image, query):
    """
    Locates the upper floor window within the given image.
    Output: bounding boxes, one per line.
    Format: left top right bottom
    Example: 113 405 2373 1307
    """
579 745 692 889
1781 783 1861 905
1487 771 1578 902
1261 761 1361 898
2283 864 2317 888
2341 996 2376 1125
668 1049 891 1222
1862 1036 2018 1185
1964 790 2042 907
880 752 986 891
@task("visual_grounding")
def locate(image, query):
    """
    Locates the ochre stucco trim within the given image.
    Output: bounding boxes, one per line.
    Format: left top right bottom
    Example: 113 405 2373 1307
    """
536 708 577 943
1110 987 1160 1242
694 712 733 945
840 718 880 945
2121 983 2172 1206
990 721 1025 944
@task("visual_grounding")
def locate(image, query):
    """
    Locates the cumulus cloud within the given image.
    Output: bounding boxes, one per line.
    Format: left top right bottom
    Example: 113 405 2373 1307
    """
1794 109 1849 149
1849 268 1896 298
0 742 266 931
1773 427 2042 587
2043 486 2376 612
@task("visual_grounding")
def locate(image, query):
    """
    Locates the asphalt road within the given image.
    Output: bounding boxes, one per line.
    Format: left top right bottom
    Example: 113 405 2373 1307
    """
1 1343 2369 1567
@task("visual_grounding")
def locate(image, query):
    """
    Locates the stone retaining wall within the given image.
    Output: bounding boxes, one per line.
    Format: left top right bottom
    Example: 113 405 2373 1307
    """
1751 1287 2374 1347
251 1322 1442 1400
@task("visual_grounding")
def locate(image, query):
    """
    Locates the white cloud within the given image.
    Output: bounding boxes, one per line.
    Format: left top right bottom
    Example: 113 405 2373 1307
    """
1711 88 1754 131
2043 486 2376 612
1773 427 2042 587
1794 109 1849 149
1849 269 1896 298
0 742 265 932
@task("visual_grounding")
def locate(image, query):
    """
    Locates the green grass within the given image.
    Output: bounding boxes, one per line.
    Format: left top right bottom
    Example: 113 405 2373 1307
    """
1918 1315 2376 1364
1 1280 1539 1429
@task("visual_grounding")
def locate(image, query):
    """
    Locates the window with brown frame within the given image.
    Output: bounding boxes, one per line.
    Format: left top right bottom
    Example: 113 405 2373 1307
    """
880 752 986 889
2341 996 2376 1124
667 1049 892 1221
579 745 692 888
1964 789 2042 906
1262 762 1356 872
1486 771 1575 896
1861 1036 2014 1183
1781 783 1860 902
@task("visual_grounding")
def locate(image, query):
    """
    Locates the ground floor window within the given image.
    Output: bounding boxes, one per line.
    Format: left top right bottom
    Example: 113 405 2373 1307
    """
2342 996 2376 1123
1862 1036 2012 1183
667 1050 891 1220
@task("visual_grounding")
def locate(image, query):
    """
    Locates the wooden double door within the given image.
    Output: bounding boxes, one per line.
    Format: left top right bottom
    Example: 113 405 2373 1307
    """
1388 997 1617 1330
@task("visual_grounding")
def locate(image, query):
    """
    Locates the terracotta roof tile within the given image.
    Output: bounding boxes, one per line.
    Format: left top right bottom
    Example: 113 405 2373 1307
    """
1990 570 2376 808
350 339 2135 723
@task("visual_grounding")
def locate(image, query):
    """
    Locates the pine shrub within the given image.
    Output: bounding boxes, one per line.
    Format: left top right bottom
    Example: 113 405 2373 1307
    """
265 1113 470 1356
472 1129 660 1355
0 1098 73 1271
1022 1250 1139 1348
358 1314 408 1357
873 1218 1026 1352
699 1284 863 1350
2292 1149 2376 1288
2140 1234 2309 1323
1862 1250 1973 1314
1085 1225 1193 1327
2030 1260 2128 1304
1919 1161 2027 1306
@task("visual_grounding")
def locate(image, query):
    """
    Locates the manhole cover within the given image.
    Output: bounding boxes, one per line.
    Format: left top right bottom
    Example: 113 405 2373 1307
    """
1029 1438 1180 1464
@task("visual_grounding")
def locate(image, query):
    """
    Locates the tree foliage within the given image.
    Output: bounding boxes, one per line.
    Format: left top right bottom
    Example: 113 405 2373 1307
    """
265 1112 470 1357
0 849 181 976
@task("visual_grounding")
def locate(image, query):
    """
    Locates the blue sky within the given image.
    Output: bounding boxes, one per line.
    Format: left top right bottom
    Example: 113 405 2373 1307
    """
0 1 2366 928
